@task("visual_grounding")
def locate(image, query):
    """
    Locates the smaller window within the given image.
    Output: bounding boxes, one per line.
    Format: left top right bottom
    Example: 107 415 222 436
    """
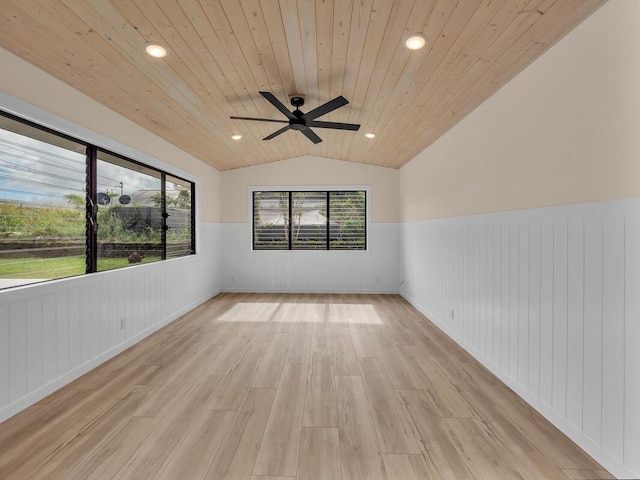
329 191 366 250
253 190 366 250
95 151 195 271
292 191 327 250
253 191 289 250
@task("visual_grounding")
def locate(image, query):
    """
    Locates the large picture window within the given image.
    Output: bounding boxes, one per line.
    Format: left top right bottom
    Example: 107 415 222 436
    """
0 110 195 290
253 190 366 250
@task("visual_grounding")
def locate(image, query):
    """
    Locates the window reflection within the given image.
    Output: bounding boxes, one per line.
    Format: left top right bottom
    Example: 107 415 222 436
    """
96 151 162 271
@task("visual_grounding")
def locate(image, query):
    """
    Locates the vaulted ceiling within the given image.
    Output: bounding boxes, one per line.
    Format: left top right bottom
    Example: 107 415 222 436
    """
0 0 605 171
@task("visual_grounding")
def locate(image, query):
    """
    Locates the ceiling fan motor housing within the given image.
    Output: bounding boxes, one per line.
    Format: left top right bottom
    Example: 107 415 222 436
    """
289 95 305 108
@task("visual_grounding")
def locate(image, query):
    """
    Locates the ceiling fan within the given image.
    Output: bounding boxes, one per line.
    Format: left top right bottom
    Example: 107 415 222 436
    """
230 91 360 144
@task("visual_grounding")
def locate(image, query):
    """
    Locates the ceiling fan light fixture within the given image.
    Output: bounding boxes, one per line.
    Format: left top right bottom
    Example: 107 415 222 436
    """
231 134 242 140
403 33 427 50
365 133 376 139
145 43 168 58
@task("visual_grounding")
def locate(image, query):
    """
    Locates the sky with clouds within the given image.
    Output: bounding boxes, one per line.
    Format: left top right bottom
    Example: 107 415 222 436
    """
0 128 164 207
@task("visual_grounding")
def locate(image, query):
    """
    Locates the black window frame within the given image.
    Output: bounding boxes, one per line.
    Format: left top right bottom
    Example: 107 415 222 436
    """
0 109 196 287
252 190 367 251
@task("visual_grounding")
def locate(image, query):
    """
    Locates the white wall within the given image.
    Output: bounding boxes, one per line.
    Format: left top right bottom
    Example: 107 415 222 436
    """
0 223 220 422
220 156 400 293
221 156 399 223
222 223 399 293
401 200 639 479
398 2 640 478
399 2 640 221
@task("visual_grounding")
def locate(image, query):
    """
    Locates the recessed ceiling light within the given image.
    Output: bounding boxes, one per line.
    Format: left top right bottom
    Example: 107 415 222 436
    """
145 44 168 58
403 33 427 50
365 133 376 139
231 134 242 140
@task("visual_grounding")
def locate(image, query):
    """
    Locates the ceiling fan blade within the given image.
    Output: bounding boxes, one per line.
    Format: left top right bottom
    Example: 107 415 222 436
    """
259 91 297 120
309 121 361 131
300 127 322 144
302 96 349 121
230 116 289 124
263 124 292 140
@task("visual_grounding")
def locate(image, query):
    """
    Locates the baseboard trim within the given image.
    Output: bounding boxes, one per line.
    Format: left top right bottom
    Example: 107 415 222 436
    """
221 287 400 294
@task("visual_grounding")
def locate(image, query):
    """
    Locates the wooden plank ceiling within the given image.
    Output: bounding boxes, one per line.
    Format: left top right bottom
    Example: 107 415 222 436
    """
0 0 605 171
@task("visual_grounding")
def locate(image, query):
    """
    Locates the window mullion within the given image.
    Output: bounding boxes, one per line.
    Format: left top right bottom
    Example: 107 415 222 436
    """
364 191 368 250
326 191 330 250
161 172 167 260
190 182 196 254
86 145 97 273
288 191 292 250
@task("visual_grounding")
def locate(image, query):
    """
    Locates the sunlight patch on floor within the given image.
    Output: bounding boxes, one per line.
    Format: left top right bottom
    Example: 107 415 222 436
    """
218 302 280 322
329 303 383 324
218 302 383 324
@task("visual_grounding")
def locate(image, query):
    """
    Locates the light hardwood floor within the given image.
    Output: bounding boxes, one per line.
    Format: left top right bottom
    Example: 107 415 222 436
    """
0 293 612 480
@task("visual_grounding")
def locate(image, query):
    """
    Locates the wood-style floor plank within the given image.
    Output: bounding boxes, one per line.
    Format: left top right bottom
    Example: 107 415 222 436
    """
369 331 430 389
335 375 385 480
157 409 234 480
251 332 292 388
250 476 294 480
0 293 611 480
331 330 360 376
286 323 313 364
133 381 194 418
66 416 160 480
253 363 308 477
404 345 475 418
382 453 434 480
297 427 341 480
205 387 276 480
3 381 158 479
443 417 530 479
206 362 260 410
311 321 332 351
451 375 602 470
358 356 423 454
114 374 221 480
30 384 160 479
397 388 479 480
563 468 615 479
0 387 91 457
303 358 338 427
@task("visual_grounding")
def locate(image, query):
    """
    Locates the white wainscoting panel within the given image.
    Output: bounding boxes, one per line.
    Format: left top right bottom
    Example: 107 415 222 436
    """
221 223 400 293
0 222 221 422
400 199 640 480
